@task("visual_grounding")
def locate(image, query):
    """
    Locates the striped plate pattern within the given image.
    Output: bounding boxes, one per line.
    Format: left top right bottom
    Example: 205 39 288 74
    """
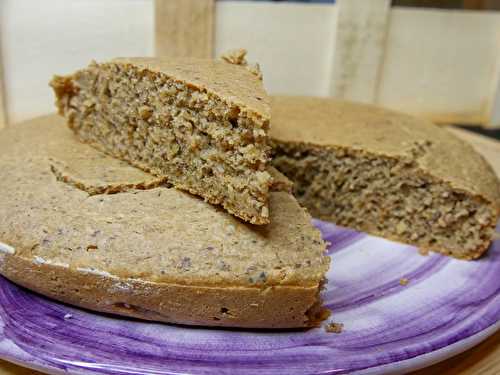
0 220 498 375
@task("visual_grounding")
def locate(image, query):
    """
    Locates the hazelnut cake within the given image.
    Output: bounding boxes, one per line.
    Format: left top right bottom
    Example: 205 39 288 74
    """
50 56 272 224
0 115 330 328
270 96 500 259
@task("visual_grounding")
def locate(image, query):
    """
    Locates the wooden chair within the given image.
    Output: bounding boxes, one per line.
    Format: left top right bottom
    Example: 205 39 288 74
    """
1 0 499 128
154 0 500 127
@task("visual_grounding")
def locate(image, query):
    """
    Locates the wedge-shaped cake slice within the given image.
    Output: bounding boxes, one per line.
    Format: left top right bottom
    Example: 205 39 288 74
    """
50 56 271 224
270 96 500 260
0 115 329 328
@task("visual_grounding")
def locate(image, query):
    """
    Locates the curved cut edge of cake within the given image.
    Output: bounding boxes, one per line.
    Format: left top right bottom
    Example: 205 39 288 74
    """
270 96 500 260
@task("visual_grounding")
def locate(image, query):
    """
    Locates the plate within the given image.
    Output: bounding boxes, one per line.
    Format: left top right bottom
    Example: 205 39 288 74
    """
0 220 498 375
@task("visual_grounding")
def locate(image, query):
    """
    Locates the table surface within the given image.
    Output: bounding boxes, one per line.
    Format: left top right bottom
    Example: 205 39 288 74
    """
0 126 498 375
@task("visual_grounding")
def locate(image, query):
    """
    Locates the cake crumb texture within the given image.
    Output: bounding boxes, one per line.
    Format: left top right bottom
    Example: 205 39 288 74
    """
270 96 500 259
50 57 272 224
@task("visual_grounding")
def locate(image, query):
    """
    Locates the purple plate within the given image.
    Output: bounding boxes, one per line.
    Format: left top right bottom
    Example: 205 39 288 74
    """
0 220 498 375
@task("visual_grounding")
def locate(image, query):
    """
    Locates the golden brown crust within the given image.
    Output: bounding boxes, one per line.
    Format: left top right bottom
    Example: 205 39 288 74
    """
0 253 322 329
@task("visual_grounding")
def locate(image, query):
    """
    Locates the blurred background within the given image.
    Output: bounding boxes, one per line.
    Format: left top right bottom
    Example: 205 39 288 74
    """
0 0 499 135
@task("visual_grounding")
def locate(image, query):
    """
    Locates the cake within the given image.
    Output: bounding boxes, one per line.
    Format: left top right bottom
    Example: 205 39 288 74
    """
0 115 330 328
270 96 500 259
50 55 271 224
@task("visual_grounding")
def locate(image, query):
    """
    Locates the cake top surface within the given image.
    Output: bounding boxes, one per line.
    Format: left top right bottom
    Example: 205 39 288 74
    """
112 57 271 120
270 96 500 206
0 115 327 288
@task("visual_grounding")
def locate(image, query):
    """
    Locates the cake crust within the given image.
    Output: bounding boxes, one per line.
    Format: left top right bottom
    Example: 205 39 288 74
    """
270 96 500 259
270 96 500 204
0 115 329 328
114 57 270 119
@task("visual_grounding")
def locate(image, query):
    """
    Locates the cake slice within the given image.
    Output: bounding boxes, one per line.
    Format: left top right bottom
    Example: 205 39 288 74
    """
50 55 271 224
0 115 330 328
270 96 500 259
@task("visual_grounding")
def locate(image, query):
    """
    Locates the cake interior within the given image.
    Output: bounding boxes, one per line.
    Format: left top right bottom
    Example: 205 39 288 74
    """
50 61 271 224
272 141 497 259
